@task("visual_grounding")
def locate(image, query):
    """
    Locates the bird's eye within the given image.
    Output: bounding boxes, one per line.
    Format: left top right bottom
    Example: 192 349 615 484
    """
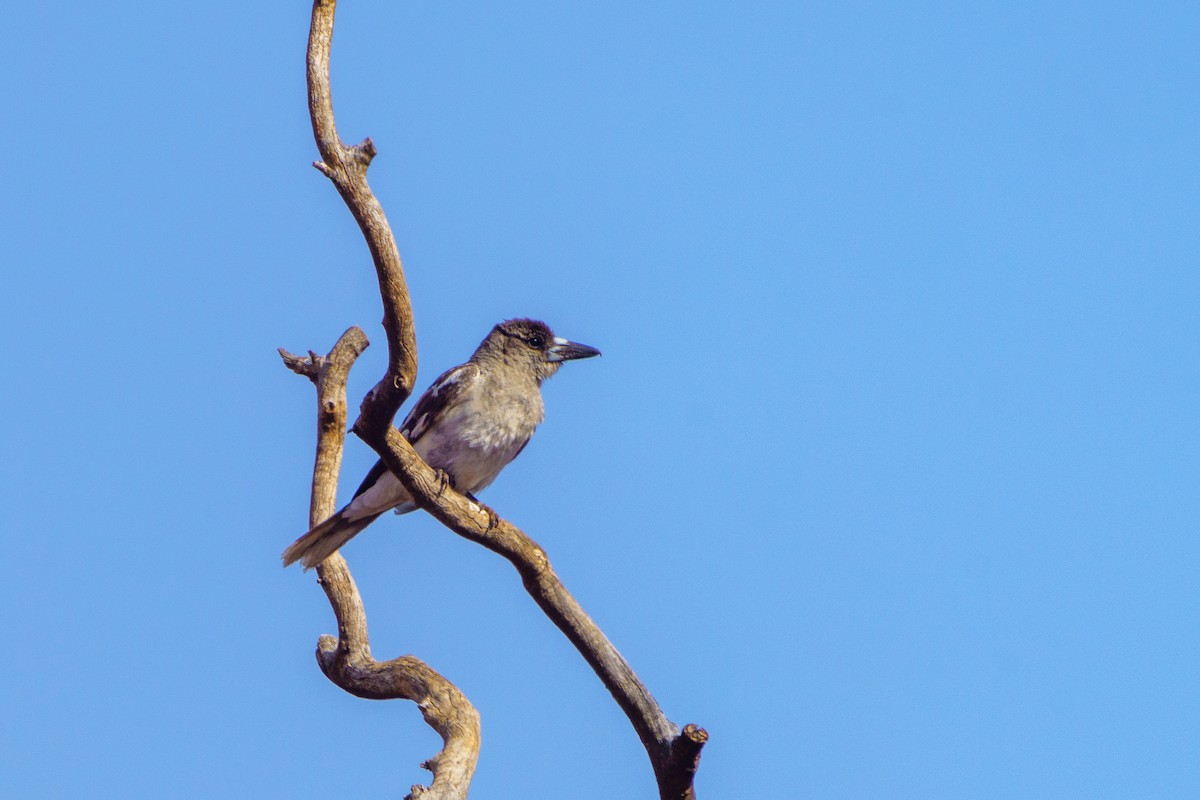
527 335 545 349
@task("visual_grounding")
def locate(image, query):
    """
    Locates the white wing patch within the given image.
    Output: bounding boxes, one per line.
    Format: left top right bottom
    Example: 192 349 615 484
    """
429 371 460 396
406 413 431 442
399 364 480 443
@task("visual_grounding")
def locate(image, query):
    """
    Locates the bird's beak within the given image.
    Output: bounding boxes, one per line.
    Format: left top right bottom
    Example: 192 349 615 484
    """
547 336 602 362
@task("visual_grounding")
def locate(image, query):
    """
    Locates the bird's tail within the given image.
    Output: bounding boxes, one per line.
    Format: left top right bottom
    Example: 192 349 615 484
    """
281 510 383 570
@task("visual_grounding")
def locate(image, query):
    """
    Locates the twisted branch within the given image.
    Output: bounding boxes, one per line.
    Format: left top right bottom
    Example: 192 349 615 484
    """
299 1 706 797
307 0 417 429
281 331 480 800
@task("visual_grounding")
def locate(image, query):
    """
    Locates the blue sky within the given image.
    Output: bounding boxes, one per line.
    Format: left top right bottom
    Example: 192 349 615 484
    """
3 2 1198 797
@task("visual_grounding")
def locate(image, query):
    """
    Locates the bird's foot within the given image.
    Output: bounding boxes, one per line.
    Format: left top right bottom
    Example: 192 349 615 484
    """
432 468 454 498
483 506 501 531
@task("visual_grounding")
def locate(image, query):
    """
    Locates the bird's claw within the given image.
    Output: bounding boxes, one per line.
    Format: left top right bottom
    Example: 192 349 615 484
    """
483 506 501 531
433 468 454 497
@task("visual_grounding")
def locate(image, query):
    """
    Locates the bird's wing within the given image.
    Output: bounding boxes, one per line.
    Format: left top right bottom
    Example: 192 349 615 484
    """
352 363 481 499
351 458 391 499
399 362 481 442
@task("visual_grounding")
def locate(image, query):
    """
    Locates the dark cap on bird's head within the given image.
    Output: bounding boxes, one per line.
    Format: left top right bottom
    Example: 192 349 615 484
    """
477 318 601 382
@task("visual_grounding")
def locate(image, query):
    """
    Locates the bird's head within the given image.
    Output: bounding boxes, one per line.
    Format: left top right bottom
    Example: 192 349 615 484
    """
477 318 601 382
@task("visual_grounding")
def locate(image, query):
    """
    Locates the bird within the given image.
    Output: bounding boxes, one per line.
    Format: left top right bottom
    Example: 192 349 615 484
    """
282 318 601 569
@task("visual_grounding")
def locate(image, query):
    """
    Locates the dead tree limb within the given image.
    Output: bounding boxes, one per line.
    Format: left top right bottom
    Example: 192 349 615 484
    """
300 1 706 797
281 331 480 800
307 0 418 430
370 428 708 800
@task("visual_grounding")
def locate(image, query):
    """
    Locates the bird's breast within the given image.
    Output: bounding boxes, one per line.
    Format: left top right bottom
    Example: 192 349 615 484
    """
416 387 542 494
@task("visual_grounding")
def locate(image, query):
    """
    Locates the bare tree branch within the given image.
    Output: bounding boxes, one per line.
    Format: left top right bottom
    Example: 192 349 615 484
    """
307 0 417 430
371 428 708 799
281 330 480 800
300 1 706 797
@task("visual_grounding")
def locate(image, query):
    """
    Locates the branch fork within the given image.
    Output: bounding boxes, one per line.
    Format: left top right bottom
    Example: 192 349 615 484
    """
286 2 707 797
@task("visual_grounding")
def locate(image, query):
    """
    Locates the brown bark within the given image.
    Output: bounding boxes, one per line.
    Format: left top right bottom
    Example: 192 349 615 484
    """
306 0 418 428
291 2 707 797
281 333 480 800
